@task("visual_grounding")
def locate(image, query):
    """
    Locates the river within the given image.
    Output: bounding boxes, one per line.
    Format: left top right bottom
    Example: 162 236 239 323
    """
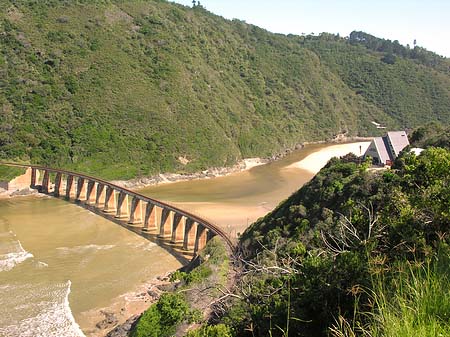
0 141 369 336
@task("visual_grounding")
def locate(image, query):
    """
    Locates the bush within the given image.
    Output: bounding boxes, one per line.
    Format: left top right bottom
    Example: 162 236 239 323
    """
186 324 233 337
131 293 189 337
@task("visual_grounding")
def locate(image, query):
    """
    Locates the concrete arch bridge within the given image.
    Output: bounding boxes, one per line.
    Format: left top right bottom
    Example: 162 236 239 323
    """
1 163 235 259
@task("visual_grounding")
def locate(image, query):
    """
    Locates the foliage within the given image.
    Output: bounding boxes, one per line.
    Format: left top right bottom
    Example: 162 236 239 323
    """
132 237 231 336
226 145 450 336
409 122 450 149
368 253 450 337
348 31 449 69
131 292 190 337
0 165 26 181
185 324 233 337
0 1 449 178
170 264 212 285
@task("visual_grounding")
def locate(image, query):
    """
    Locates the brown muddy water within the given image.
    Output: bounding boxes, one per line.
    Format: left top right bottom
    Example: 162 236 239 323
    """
0 142 368 336
138 143 339 236
0 197 182 337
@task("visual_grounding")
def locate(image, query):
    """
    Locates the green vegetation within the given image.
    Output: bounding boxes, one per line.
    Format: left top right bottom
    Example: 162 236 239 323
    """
127 125 449 336
410 122 450 149
1 0 449 179
366 255 450 337
0 165 26 182
186 324 233 337
131 237 230 336
193 137 448 336
131 292 191 337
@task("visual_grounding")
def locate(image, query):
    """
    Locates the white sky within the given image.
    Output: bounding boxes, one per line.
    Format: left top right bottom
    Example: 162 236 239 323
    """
170 0 450 57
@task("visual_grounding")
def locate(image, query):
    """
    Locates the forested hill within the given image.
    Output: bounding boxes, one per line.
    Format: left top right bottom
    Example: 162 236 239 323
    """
1 1 450 179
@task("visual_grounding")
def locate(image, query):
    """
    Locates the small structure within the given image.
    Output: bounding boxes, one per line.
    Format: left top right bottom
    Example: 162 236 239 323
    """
364 131 410 166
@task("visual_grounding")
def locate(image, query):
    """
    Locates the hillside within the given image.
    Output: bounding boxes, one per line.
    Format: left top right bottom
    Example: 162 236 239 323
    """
1 0 450 179
224 143 450 336
123 130 450 336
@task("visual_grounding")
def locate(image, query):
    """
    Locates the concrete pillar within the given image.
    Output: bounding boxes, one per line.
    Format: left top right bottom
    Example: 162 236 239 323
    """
103 186 116 213
158 208 172 238
95 183 105 208
183 219 197 251
53 173 62 197
41 170 50 193
75 177 86 201
143 202 158 232
171 213 185 243
85 180 96 204
128 197 143 224
31 168 37 188
115 191 129 218
194 225 208 254
207 229 216 242
65 175 75 199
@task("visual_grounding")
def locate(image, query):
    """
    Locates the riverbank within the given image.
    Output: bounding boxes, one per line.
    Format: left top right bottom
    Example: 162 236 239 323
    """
110 157 269 190
0 187 39 199
79 272 174 337
111 137 371 190
286 141 371 173
139 141 372 238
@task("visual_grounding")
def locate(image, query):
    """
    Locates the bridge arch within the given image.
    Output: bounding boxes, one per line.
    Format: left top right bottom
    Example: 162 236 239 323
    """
1 163 235 258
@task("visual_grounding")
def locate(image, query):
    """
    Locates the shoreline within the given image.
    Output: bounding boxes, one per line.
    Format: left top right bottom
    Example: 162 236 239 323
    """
78 272 175 337
0 136 372 195
111 136 372 190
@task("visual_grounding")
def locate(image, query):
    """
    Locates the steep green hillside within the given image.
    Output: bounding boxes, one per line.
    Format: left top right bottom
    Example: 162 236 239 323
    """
226 146 450 336
1 0 449 179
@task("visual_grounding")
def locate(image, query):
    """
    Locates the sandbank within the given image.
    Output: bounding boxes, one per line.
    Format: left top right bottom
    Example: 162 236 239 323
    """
286 142 371 173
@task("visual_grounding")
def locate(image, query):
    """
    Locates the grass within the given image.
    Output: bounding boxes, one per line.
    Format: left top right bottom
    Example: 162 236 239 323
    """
370 257 450 337
0 165 26 182
331 252 450 337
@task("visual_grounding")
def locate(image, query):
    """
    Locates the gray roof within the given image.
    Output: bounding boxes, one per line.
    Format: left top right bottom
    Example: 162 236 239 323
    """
387 131 409 157
374 137 391 163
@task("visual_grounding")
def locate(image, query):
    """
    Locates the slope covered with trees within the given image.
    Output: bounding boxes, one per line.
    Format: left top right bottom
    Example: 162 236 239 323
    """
1 0 449 178
213 137 450 336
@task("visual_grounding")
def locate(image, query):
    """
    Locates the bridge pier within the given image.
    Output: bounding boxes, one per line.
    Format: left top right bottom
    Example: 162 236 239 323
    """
75 178 87 202
115 191 129 218
143 203 158 232
85 180 96 204
95 183 105 207
103 186 116 213
183 219 197 251
41 170 50 193
54 173 62 197
171 213 185 243
31 168 38 188
194 225 208 254
158 208 173 239
128 197 143 224
65 175 75 199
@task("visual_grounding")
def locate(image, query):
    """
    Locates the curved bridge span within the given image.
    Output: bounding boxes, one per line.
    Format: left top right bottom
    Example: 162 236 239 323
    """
1 163 235 256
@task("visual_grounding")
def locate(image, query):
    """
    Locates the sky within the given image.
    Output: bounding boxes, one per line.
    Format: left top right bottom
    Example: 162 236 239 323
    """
170 0 450 58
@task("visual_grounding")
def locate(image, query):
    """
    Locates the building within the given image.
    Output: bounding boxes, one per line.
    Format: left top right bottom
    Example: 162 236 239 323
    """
364 131 410 166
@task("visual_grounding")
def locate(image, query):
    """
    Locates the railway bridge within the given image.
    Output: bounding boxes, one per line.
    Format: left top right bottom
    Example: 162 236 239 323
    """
1 163 235 257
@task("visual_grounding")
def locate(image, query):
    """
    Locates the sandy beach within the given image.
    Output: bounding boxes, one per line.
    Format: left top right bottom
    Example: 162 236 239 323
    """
79 273 173 337
286 142 371 173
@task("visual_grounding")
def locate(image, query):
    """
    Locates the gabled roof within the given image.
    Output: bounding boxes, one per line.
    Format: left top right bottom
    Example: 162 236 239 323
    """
387 131 409 157
373 137 391 163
